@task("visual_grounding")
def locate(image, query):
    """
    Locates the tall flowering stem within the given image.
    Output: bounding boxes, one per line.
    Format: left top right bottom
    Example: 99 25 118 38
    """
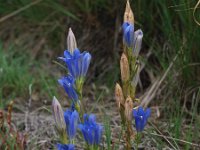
53 28 103 150
115 0 145 149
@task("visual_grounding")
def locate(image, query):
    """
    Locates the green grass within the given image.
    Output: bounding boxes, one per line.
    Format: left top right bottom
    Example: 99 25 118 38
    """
0 43 33 107
0 43 58 108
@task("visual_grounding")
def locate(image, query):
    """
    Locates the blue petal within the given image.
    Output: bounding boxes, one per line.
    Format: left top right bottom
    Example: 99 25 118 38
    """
123 22 134 47
66 59 75 77
64 50 72 59
56 143 74 150
82 53 91 76
64 110 79 140
58 76 78 101
135 116 144 132
137 107 145 116
94 124 103 145
73 49 81 58
88 114 96 124
124 25 134 46
132 109 138 117
122 22 129 32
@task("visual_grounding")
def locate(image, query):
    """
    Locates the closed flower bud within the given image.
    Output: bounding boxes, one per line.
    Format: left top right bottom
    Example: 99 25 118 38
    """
52 96 66 133
115 83 125 108
67 28 77 54
125 96 133 122
120 53 130 82
124 0 134 25
133 29 143 57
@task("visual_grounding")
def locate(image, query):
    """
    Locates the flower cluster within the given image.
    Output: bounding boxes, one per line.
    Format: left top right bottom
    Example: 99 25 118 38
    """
52 28 103 150
79 114 103 146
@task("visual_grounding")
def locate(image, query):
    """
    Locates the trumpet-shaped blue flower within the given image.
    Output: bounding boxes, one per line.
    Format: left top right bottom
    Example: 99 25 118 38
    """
64 109 79 140
58 75 78 101
79 114 103 145
132 107 151 132
59 49 91 79
122 22 134 47
56 143 75 150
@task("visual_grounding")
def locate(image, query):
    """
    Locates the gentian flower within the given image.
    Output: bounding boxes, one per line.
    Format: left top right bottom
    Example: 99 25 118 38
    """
79 114 103 146
122 22 134 47
59 49 91 79
58 75 78 101
64 109 79 140
56 143 75 150
132 106 151 132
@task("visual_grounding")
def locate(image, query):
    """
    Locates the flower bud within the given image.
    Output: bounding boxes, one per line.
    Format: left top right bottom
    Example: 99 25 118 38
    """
124 96 133 122
120 53 130 82
52 96 66 133
133 29 143 57
67 28 77 54
124 0 134 25
115 83 125 108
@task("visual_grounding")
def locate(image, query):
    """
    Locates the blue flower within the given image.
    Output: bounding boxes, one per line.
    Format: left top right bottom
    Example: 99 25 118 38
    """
122 22 134 47
64 109 79 140
59 49 91 79
56 143 75 150
58 75 78 101
132 107 151 132
79 114 103 145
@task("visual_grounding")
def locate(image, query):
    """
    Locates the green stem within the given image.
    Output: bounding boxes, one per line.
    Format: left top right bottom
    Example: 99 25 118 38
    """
135 132 141 150
125 121 132 150
60 131 68 144
75 77 85 120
